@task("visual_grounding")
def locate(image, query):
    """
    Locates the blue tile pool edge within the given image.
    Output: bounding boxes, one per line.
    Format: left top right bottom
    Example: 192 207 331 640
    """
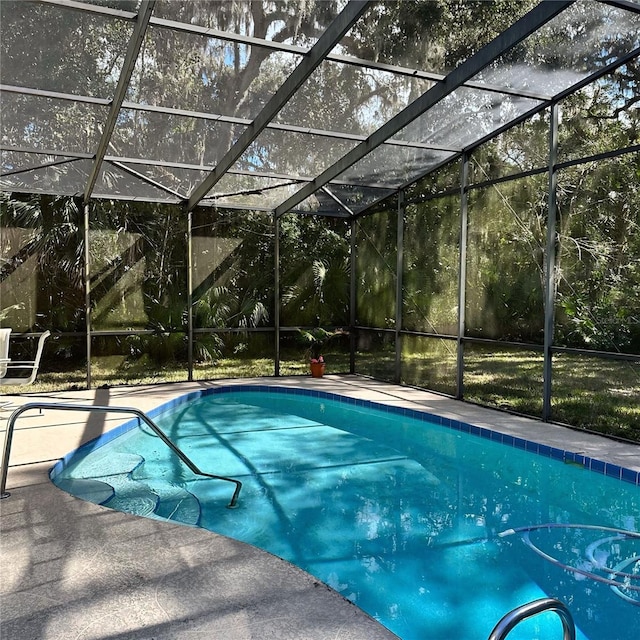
49 384 640 487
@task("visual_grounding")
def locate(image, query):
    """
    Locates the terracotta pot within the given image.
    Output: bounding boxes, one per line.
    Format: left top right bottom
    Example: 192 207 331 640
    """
310 361 326 378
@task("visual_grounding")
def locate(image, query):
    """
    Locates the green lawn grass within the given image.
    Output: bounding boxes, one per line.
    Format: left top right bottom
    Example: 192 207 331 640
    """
3 350 638 443
462 351 639 442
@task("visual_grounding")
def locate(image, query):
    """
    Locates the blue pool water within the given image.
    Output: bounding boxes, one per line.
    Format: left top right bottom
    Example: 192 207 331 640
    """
51 387 640 640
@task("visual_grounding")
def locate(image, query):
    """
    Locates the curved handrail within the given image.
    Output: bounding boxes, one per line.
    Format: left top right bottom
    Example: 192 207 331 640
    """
488 597 575 640
1 402 241 508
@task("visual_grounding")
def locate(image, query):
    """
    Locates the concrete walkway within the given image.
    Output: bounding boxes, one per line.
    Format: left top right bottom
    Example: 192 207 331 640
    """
1 376 638 640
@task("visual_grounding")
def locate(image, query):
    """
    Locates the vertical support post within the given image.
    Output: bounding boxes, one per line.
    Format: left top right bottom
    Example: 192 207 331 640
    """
274 213 280 377
83 201 92 389
349 216 357 374
543 103 560 421
395 191 405 383
186 209 194 381
456 154 470 399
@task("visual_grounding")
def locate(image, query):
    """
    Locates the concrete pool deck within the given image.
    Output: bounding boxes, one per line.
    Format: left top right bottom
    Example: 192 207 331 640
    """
1 375 639 639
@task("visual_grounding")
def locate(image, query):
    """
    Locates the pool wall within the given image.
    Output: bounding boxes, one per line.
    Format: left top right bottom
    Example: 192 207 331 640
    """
49 385 640 486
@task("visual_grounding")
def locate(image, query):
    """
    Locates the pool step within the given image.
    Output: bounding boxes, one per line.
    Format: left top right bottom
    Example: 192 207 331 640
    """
130 457 202 524
101 475 201 525
146 479 201 525
71 452 145 477
53 452 145 505
102 472 159 517
103 471 201 525
58 452 202 525
54 477 114 504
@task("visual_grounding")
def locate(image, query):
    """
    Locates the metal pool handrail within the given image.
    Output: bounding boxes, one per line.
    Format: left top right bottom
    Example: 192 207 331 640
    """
488 597 575 640
0 402 242 508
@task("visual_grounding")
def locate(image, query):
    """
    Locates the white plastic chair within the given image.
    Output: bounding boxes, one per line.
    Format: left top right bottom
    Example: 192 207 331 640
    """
0 328 11 378
0 330 51 387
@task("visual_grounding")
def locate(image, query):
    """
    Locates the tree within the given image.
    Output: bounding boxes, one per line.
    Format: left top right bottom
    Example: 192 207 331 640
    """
279 214 350 326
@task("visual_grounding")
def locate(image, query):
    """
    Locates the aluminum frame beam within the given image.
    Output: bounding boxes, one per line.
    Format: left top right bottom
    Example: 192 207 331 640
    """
83 201 92 389
0 84 111 105
349 216 357 374
186 0 372 211
187 209 194 381
394 191 405 383
82 0 156 204
274 1 573 218
320 186 356 217
456 154 469 399
38 0 136 20
0 144 93 159
274 214 281 377
1 157 83 177
542 103 560 421
108 160 186 200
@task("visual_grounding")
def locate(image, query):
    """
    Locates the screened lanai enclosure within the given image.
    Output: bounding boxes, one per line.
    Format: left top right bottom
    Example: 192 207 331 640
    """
1 0 639 441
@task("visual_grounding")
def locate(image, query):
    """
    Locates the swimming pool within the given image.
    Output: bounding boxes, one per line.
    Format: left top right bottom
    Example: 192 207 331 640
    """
51 386 640 640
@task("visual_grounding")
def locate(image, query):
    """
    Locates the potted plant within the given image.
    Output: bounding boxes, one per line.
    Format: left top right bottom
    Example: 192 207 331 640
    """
309 354 325 378
299 327 347 378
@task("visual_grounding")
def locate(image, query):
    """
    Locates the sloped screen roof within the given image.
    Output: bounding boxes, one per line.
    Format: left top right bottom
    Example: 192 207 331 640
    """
1 0 639 217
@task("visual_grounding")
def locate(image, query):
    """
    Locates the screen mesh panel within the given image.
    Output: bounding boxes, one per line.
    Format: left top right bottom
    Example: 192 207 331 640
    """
274 60 434 136
1 93 109 155
0 1 133 99
1 0 638 214
127 25 303 119
0 157 93 196
110 108 244 166
204 174 305 210
470 2 640 96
